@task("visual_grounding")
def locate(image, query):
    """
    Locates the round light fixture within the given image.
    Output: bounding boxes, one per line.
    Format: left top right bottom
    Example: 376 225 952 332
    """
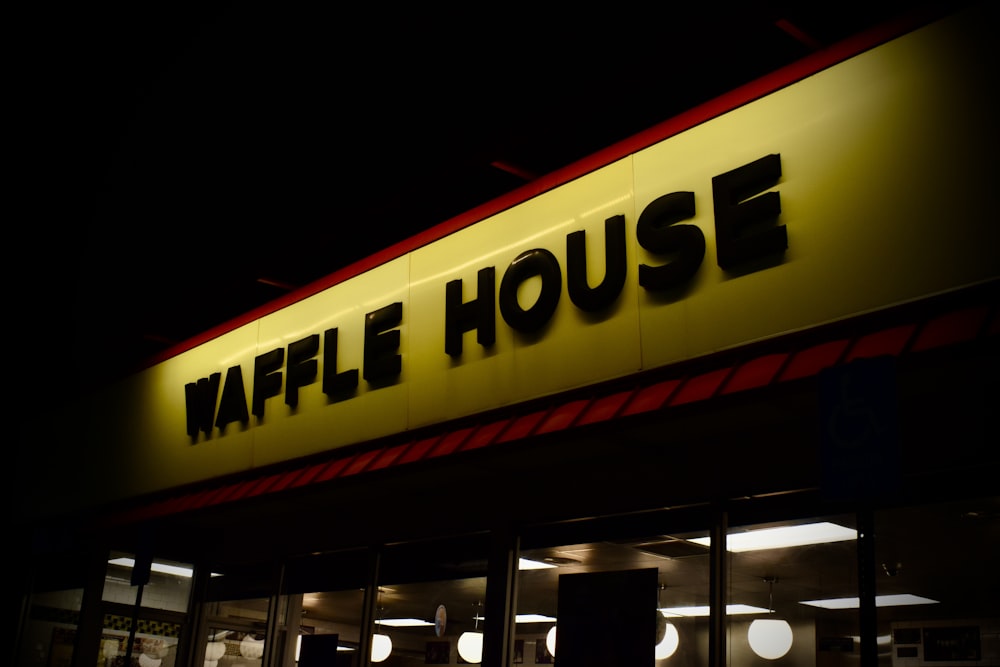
655 621 680 659
138 654 162 667
546 626 557 657
240 635 264 660
747 577 793 659
747 618 793 660
204 639 226 667
371 633 393 663
457 631 484 663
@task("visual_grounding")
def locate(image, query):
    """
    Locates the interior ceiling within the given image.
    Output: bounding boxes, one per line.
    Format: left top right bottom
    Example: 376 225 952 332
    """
214 498 1000 641
19 2 955 399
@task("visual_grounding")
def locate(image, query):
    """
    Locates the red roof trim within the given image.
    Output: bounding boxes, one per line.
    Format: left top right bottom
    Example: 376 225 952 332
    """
367 443 412 472
288 461 329 489
721 353 789 395
778 339 850 381
313 456 355 483
577 390 633 426
621 379 682 416
910 305 991 352
536 399 592 435
463 420 514 451
268 470 304 494
844 324 918 361
497 410 551 443
245 473 283 498
98 285 999 527
669 368 734 406
397 437 440 465
429 427 477 458
214 479 257 505
133 6 946 375
342 449 381 477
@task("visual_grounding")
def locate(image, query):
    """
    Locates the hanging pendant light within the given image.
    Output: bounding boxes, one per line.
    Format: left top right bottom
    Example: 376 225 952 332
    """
371 633 393 663
655 584 680 660
655 621 680 660
372 588 393 663
748 577 793 660
545 625 557 657
457 601 485 664
239 634 264 660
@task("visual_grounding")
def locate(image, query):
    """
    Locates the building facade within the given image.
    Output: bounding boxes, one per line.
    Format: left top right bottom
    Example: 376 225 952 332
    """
14 5 999 667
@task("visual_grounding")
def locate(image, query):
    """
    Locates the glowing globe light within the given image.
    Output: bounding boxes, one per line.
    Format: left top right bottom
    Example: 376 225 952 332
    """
371 633 393 663
546 626 557 657
655 622 680 659
457 631 484 663
747 619 793 659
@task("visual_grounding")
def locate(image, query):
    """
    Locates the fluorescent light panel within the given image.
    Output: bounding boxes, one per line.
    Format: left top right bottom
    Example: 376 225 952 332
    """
660 604 770 617
688 522 857 552
799 594 939 609
377 618 434 627
108 557 193 578
515 614 557 623
519 558 557 570
378 613 561 626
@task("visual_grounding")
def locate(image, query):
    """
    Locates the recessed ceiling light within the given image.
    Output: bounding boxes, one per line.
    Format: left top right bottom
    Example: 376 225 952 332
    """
108 557 193 578
519 558 557 570
687 522 857 552
799 594 939 609
659 604 770 617
377 618 435 627
515 614 557 623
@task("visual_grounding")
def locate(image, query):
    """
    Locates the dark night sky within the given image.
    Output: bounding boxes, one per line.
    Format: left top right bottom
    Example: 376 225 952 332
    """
12 2 941 408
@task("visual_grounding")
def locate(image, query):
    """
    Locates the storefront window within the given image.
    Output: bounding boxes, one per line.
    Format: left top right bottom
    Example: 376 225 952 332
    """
17 586 85 667
98 552 191 667
97 619 182 667
518 517 712 666
874 496 1000 666
724 512 860 665
104 553 194 612
372 535 491 667
279 548 370 667
200 562 279 667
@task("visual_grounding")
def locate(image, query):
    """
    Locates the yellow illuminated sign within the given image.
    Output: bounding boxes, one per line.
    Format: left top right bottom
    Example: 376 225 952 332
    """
40 5 999 508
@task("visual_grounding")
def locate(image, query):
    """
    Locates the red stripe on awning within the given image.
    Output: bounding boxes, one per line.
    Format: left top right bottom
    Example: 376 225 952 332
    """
98 289 998 528
429 427 476 458
721 353 789 395
463 419 514 451
844 324 917 361
313 456 356 483
669 368 734 406
396 436 441 464
341 449 382 477
778 339 850 381
245 473 284 498
911 305 991 351
268 469 307 494
620 379 682 416
577 390 633 425
367 442 413 472
213 479 258 505
289 462 331 489
536 399 592 435
497 410 551 443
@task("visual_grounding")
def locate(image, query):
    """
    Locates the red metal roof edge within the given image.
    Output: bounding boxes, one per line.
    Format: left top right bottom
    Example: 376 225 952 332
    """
101 286 998 527
132 5 952 375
